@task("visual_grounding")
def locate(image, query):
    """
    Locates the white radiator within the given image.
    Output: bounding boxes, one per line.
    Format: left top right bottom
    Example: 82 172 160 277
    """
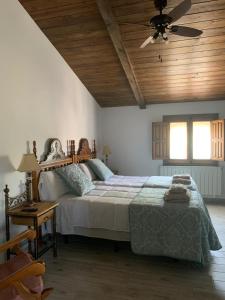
160 166 222 197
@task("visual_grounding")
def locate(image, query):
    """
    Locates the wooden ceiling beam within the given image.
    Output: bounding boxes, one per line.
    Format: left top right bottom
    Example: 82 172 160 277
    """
96 0 146 109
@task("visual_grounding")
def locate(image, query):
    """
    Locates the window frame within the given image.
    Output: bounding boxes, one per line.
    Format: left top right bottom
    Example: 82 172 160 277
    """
163 113 219 166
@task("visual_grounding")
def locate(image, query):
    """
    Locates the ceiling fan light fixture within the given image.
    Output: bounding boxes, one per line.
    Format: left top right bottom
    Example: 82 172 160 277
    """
139 0 202 49
150 38 156 44
163 32 168 39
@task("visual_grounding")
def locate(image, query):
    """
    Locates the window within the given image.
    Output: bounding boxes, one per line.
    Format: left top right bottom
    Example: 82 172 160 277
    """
170 122 187 160
192 121 211 160
152 114 224 164
170 121 211 161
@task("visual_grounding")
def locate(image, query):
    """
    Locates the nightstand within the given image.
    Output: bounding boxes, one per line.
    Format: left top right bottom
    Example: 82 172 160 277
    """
6 201 59 260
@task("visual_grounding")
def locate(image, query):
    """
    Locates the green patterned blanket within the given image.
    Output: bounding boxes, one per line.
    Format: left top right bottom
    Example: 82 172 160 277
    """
129 188 222 265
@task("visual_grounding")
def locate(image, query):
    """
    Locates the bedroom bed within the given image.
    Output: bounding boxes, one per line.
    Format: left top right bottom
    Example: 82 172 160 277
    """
32 138 221 265
93 174 198 190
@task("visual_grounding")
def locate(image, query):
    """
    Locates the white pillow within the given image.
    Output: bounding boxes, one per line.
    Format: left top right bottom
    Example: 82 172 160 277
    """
79 163 96 181
38 170 71 201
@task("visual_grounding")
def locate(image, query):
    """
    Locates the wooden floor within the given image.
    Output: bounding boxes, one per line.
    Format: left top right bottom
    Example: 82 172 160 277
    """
43 201 225 300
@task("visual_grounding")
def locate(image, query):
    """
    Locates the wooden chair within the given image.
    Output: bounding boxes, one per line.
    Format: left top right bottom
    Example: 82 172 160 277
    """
0 230 52 300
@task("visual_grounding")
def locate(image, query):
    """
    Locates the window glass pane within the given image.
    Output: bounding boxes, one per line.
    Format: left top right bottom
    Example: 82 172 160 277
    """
193 121 211 159
170 122 187 159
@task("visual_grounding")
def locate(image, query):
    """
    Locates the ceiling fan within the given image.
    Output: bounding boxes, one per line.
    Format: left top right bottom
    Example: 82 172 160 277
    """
140 0 203 48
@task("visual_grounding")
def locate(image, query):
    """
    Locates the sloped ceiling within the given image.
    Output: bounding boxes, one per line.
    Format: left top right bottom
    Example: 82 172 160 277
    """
19 0 225 107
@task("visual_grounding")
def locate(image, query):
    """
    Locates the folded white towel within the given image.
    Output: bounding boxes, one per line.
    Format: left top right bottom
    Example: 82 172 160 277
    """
169 184 187 194
173 174 191 180
164 190 191 202
172 178 191 185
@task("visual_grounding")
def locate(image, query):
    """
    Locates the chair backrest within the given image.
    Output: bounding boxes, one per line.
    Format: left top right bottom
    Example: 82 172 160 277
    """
0 230 52 300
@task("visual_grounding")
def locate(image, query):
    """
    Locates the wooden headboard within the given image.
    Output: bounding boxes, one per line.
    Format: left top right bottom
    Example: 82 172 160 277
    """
32 138 96 201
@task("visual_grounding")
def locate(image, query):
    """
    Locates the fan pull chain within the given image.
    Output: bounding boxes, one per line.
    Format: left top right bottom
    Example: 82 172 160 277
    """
158 38 163 63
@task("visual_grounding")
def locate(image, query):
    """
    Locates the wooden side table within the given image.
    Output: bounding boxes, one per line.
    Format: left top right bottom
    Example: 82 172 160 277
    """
6 201 59 260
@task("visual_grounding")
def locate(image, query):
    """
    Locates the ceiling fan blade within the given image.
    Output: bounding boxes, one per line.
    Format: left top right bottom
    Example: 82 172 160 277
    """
140 35 154 48
168 0 192 23
170 25 203 37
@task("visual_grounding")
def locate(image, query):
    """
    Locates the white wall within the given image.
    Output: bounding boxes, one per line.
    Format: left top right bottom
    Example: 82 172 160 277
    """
102 101 225 188
0 0 102 246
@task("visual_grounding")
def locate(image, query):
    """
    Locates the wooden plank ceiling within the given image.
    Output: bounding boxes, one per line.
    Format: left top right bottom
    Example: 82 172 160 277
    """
19 0 225 107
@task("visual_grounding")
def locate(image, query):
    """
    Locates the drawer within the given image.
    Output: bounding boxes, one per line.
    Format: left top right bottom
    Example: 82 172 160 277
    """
38 209 54 226
11 209 53 227
11 216 34 227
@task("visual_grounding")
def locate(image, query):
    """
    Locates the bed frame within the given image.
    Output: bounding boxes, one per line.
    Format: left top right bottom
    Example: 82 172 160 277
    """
32 138 96 201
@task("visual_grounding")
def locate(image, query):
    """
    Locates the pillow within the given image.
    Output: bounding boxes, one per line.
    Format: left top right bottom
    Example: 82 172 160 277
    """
38 170 71 201
79 163 96 181
86 159 114 181
56 164 95 196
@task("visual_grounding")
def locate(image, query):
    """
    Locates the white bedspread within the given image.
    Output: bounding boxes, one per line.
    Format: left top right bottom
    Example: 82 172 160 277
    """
144 176 173 188
94 175 149 187
56 185 141 234
144 176 197 190
94 175 197 190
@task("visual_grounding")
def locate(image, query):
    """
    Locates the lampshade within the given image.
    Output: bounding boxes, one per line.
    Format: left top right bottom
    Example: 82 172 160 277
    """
17 153 40 172
102 145 111 156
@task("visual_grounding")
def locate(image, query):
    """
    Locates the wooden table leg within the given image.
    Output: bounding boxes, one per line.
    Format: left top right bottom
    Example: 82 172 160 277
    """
52 208 57 257
6 215 10 260
28 225 32 255
34 219 39 260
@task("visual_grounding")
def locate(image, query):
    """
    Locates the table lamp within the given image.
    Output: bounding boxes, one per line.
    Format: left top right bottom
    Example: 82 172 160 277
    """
17 153 40 206
102 145 111 166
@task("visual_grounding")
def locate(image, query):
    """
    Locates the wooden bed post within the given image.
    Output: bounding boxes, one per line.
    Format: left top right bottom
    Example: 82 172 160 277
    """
70 140 77 163
32 141 39 201
92 140 96 158
4 185 10 258
68 140 78 163
33 141 37 158
71 140 75 156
